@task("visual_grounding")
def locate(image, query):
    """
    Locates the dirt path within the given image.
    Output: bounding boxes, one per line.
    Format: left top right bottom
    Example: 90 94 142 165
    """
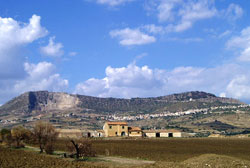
98 155 155 165
25 145 155 166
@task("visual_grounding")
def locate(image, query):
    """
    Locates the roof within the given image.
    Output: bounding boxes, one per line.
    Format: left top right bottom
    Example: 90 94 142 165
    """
143 129 181 133
128 127 142 132
56 129 83 133
106 121 128 125
97 130 105 133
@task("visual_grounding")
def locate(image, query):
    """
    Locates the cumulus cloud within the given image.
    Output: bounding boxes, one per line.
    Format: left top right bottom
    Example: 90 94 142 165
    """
0 15 47 49
110 28 156 46
226 75 250 100
227 27 250 62
0 15 68 104
74 62 250 102
0 61 68 104
14 62 68 92
95 0 133 6
40 37 64 57
75 63 166 98
0 15 48 79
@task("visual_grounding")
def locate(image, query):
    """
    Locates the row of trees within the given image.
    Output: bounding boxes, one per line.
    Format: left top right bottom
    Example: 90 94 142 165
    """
0 122 58 154
0 122 96 158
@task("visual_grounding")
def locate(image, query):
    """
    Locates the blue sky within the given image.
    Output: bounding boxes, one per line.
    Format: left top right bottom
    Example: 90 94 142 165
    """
1 0 250 104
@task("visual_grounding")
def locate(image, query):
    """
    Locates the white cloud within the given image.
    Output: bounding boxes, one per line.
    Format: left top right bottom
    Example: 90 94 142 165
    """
96 0 133 6
74 62 250 102
0 61 68 104
0 15 47 49
175 0 217 32
110 28 156 46
69 52 77 56
75 63 167 98
142 24 164 34
145 0 242 33
0 15 68 104
40 37 64 57
226 75 250 100
157 0 181 22
0 15 48 79
166 37 203 43
154 0 217 32
218 30 232 38
225 3 243 21
227 27 250 62
14 62 68 93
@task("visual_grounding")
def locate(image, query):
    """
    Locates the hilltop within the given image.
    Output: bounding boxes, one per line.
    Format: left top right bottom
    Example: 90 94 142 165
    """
0 91 243 115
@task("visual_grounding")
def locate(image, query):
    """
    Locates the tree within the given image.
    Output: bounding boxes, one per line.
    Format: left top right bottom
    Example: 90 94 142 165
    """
33 121 58 154
0 128 12 146
11 126 30 148
67 138 96 159
0 128 11 142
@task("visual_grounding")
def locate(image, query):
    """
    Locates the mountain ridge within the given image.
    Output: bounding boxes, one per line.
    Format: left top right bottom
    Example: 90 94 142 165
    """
0 90 244 115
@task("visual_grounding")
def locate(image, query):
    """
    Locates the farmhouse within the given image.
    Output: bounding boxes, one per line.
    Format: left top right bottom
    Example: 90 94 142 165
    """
83 130 105 137
103 121 128 137
102 121 182 138
143 129 182 138
128 127 142 137
96 130 105 137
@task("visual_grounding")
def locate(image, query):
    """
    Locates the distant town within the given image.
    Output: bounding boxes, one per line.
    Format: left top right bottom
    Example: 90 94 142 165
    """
1 104 249 126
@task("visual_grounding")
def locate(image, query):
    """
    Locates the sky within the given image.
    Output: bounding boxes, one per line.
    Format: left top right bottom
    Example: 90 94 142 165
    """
0 0 250 104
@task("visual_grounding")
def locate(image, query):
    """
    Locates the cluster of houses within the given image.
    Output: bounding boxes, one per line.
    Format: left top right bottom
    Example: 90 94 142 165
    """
57 121 183 138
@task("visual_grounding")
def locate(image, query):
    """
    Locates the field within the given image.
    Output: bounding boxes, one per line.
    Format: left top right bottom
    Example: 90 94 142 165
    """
0 146 109 168
1 138 250 167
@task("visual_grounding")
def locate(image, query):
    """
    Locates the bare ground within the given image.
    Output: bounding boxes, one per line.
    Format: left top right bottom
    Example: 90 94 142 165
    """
97 155 155 165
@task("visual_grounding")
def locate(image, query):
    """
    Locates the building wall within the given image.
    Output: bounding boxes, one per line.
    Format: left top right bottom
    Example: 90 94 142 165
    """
103 123 128 137
89 131 105 137
58 132 83 138
98 132 104 137
129 131 142 137
145 132 156 137
173 132 182 137
144 132 182 138
160 133 168 137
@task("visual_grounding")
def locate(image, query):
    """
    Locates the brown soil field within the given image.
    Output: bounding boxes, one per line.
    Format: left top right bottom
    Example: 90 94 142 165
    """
54 138 250 162
0 146 109 168
1 138 250 168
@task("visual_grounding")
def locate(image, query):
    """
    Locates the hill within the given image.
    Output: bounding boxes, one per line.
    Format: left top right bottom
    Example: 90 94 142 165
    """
0 91 243 115
0 91 248 133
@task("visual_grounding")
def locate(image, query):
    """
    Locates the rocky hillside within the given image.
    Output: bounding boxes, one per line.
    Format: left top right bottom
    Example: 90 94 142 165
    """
0 91 244 115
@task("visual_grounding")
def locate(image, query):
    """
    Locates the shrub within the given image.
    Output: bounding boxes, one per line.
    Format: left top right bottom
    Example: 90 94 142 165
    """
0 129 11 142
45 142 54 155
67 139 96 159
